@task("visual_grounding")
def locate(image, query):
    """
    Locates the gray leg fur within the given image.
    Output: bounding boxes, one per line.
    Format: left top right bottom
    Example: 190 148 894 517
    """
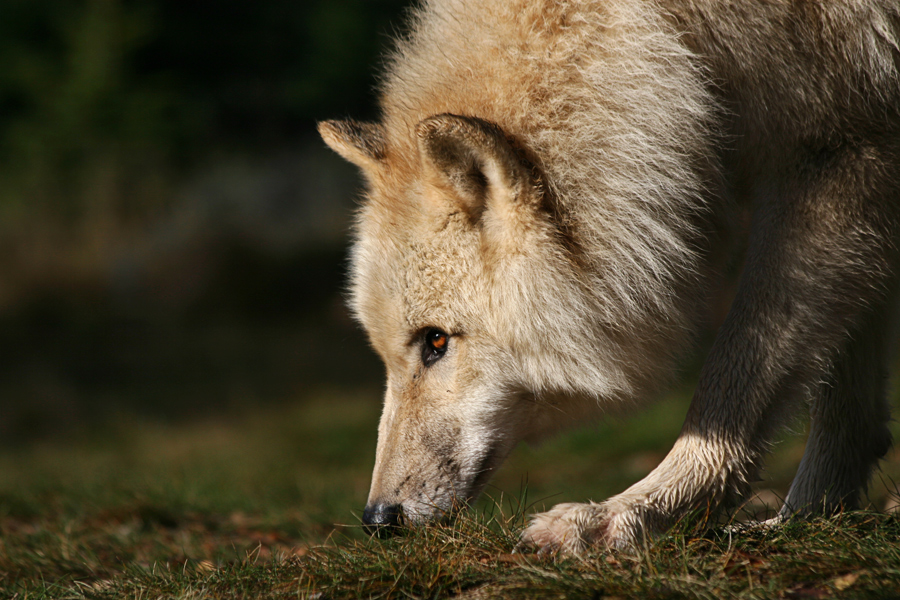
781 309 895 517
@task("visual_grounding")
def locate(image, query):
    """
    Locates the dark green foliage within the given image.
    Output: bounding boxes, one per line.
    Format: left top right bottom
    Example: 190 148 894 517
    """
0 0 411 220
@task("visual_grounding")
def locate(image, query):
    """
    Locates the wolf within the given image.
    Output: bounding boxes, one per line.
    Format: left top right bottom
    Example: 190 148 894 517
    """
318 0 900 552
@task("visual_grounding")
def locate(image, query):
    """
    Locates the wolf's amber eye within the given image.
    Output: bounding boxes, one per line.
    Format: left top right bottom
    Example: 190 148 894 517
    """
422 329 449 366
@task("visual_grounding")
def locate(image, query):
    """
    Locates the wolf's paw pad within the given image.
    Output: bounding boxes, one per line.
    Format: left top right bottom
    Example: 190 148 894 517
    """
519 502 610 554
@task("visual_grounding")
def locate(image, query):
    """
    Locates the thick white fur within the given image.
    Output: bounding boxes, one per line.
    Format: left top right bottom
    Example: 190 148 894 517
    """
320 0 900 552
376 0 715 402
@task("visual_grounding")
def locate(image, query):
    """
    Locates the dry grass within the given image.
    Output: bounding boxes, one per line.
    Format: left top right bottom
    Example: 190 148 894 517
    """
3 389 900 599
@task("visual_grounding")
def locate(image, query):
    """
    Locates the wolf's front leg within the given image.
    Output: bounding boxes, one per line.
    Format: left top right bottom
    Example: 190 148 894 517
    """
522 433 744 552
524 155 900 553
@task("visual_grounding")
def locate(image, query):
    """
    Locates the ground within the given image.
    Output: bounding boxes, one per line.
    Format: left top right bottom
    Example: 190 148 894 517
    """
3 384 900 599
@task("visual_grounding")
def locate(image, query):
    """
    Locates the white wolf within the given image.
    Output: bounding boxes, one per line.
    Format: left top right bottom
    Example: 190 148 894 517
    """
319 0 900 552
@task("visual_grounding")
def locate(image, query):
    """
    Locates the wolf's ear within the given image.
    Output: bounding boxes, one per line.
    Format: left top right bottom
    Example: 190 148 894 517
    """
318 120 385 172
416 114 541 221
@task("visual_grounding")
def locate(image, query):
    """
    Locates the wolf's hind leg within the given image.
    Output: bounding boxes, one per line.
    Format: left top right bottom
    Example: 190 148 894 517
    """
780 309 894 518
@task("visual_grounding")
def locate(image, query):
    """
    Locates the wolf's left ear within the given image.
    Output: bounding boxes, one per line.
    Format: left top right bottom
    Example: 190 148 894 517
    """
416 114 542 221
318 120 385 173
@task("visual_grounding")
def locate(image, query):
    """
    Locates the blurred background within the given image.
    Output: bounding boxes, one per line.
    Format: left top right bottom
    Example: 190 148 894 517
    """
0 0 416 442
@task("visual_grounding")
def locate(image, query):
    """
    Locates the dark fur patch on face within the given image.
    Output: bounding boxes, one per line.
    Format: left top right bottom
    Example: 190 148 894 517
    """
439 456 462 479
419 423 465 491
393 474 414 496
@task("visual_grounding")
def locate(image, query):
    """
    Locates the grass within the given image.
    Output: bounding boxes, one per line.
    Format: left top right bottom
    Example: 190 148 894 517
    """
3 386 900 599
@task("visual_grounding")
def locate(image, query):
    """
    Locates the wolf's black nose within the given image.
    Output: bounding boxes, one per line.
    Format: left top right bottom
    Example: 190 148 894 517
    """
362 503 403 537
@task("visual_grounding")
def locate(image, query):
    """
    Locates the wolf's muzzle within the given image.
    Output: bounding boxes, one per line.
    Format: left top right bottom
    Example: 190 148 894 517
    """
362 503 403 537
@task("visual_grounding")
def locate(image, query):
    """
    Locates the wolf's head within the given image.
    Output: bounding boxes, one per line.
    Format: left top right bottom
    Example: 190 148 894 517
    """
319 114 634 530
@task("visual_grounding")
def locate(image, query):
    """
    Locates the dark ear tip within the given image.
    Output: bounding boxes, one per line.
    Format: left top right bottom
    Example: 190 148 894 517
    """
319 119 386 164
317 119 338 134
415 114 455 140
318 119 361 139
416 114 510 150
317 119 349 145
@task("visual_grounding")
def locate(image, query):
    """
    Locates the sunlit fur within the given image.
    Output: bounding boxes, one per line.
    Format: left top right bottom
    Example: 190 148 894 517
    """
320 0 900 552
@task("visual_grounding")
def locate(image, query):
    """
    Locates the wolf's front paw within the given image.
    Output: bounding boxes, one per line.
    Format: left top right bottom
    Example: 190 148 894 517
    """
520 502 611 554
521 498 657 554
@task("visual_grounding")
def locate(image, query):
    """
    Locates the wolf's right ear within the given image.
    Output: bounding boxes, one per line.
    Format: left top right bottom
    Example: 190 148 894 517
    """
318 120 386 172
416 114 541 222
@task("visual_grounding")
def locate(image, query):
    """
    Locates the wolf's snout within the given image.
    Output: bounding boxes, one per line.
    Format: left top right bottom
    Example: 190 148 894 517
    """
362 503 403 537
